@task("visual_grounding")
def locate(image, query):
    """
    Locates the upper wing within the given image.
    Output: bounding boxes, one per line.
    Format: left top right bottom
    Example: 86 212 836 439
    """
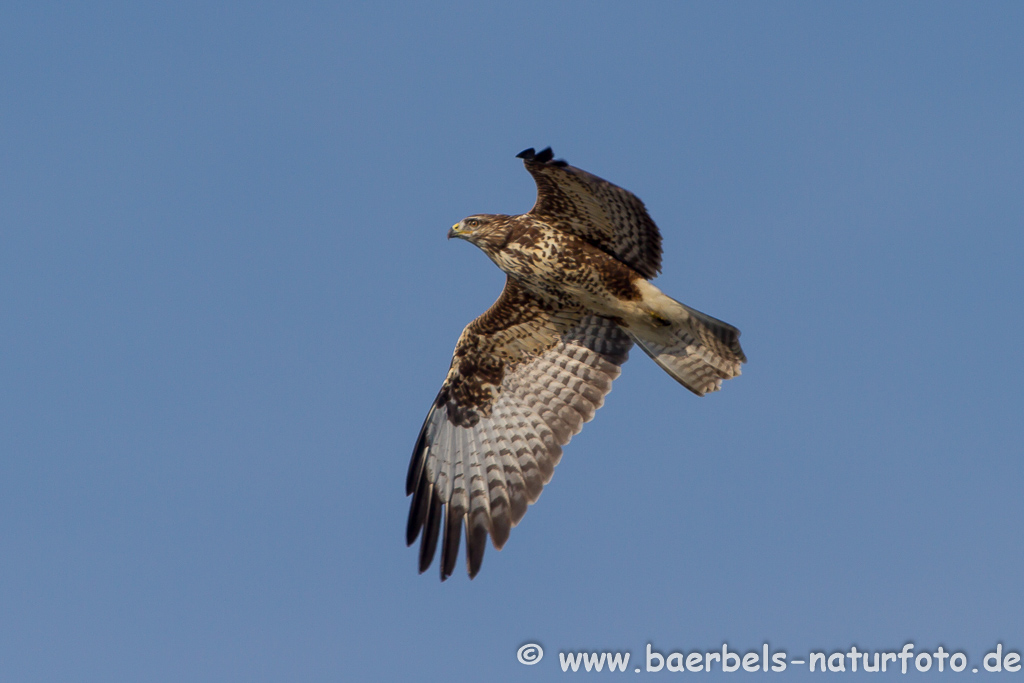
406 278 632 580
517 147 663 279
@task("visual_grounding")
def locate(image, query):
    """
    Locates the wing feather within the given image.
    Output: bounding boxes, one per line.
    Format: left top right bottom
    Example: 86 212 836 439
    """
406 276 633 579
517 147 663 279
439 505 463 579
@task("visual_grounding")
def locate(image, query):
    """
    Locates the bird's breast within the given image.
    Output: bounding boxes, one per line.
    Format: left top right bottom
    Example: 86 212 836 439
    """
488 232 643 315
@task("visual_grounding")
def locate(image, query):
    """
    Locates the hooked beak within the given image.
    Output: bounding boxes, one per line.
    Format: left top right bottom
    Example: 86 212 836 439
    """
447 223 462 239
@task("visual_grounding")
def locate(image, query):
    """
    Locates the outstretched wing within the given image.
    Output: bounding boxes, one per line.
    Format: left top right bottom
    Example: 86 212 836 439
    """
406 278 632 580
517 147 663 279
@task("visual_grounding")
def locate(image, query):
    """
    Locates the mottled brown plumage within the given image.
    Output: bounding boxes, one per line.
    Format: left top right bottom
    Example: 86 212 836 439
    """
407 147 746 580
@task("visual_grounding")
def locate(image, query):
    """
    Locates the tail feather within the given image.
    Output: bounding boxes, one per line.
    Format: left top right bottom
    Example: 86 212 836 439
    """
678 303 747 364
627 302 745 396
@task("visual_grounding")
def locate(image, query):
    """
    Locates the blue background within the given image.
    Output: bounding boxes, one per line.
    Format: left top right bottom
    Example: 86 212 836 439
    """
2 2 1021 680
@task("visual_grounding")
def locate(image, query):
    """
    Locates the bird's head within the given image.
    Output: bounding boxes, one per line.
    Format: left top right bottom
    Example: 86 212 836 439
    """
448 214 512 254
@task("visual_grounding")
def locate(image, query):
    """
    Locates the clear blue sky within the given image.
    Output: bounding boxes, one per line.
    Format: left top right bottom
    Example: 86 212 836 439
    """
2 2 1021 681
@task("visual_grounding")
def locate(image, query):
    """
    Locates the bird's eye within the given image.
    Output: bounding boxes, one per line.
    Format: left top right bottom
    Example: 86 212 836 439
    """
466 219 480 228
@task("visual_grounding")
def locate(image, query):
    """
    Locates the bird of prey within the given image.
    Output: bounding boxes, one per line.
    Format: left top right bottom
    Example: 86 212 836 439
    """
407 147 746 580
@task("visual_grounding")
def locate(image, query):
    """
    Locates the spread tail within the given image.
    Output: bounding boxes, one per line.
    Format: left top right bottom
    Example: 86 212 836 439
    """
626 300 746 396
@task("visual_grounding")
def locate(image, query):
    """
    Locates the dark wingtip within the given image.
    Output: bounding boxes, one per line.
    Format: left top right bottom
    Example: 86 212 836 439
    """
406 474 431 547
439 506 463 581
517 146 567 167
417 492 442 573
466 522 487 579
406 423 428 496
407 401 440 495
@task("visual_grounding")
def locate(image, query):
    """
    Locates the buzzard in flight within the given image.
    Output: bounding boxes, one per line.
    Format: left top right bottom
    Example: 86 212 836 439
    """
407 147 746 580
